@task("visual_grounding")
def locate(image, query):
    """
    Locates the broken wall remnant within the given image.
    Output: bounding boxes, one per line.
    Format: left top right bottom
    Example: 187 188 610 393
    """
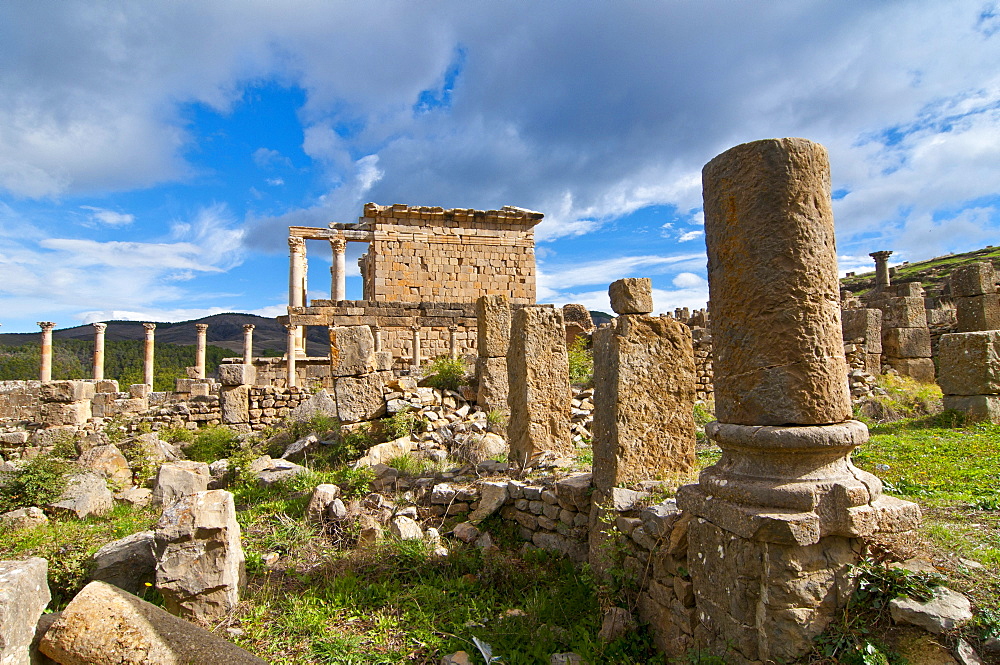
951 262 1000 332
676 138 919 664
938 330 1000 423
475 295 511 433
842 307 883 376
881 284 935 382
507 306 572 465
592 278 696 490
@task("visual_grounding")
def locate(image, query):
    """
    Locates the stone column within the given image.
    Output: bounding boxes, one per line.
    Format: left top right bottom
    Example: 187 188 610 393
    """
674 139 919 664
507 306 573 465
288 236 307 356
38 322 56 382
242 324 255 364
870 250 893 291
371 325 382 352
951 262 1000 332
92 322 107 380
285 324 298 388
476 295 511 434
194 324 209 379
448 325 459 359
143 323 156 388
410 325 422 368
329 238 347 301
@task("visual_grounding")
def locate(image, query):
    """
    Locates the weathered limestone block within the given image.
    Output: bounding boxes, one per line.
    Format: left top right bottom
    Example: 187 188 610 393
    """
154 490 245 622
475 356 509 415
218 364 256 386
883 297 927 328
220 385 250 424
39 581 264 665
938 331 1000 396
507 306 573 464
951 262 997 298
94 379 119 393
329 325 376 376
151 461 210 507
885 357 936 383
687 519 858 664
0 507 48 531
40 400 91 426
0 557 50 665
334 373 386 423
609 278 653 315
40 381 95 403
942 395 1000 423
77 444 132 488
305 484 341 525
702 138 850 426
48 472 114 518
864 353 882 376
287 388 337 423
956 293 1000 332
476 294 511 358
841 308 882 354
89 531 156 595
882 327 931 358
562 304 595 331
592 315 696 490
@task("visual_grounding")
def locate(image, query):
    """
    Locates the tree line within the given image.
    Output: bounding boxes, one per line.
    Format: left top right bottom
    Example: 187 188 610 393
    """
0 340 239 392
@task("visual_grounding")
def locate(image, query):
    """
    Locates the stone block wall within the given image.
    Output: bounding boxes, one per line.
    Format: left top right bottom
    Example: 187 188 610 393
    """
0 381 44 423
351 203 541 304
690 328 713 402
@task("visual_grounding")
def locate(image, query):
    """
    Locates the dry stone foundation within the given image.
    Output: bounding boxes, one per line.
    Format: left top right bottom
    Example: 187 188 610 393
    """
675 137 920 663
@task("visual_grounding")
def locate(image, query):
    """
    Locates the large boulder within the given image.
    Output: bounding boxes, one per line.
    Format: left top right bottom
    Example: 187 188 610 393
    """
287 389 338 423
153 490 246 622
38 581 264 664
48 472 114 518
77 444 132 489
89 531 156 595
0 507 48 531
0 557 50 665
151 461 210 507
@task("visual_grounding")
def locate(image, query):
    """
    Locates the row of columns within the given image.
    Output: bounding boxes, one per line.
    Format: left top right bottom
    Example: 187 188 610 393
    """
288 235 348 358
36 322 257 387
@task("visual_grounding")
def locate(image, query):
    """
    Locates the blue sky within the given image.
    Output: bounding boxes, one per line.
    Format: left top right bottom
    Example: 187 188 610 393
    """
1 1 999 332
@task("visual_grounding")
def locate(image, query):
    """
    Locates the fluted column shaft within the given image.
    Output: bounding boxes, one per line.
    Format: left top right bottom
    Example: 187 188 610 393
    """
38 322 55 382
92 322 107 380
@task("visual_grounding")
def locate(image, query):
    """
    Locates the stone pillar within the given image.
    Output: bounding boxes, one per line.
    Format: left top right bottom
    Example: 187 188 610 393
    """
371 325 382 352
38 322 56 382
285 324 298 388
475 295 511 432
507 306 573 465
92 322 107 380
194 324 208 379
448 325 459 359
951 262 1000 332
329 238 347 301
938 331 1000 422
841 308 883 376
592 278 696 490
288 236 307 356
674 139 919 664
870 250 893 291
242 324 255 364
410 325 422 368
881 285 933 382
142 323 156 388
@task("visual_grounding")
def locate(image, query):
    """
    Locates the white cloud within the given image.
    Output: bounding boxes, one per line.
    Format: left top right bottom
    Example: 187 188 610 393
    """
677 230 704 243
536 253 705 298
80 206 134 226
265 177 284 186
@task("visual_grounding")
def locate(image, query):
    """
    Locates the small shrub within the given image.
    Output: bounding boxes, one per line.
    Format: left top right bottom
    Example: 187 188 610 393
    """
116 437 158 486
486 408 507 432
184 426 240 463
160 427 195 445
385 453 430 475
568 336 593 386
380 408 417 440
422 355 469 392
0 454 74 513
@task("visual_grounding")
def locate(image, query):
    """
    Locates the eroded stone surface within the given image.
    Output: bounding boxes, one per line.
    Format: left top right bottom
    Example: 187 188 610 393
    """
329 325 376 376
48 472 114 518
89 531 156 595
476 294 511 358
938 331 1000 396
77 444 132 488
609 278 653 315
0 557 50 665
151 461 210 507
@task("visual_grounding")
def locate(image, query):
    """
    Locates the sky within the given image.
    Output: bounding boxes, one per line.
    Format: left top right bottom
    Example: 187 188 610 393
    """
1 1 999 332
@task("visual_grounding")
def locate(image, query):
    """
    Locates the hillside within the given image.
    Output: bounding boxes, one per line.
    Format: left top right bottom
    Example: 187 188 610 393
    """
841 245 1000 297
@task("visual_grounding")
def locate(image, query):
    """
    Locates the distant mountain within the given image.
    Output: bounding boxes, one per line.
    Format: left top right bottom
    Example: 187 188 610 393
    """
841 245 1000 298
0 313 330 356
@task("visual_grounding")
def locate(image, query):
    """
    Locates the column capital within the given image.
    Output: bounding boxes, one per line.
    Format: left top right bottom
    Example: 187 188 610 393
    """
243 324 255 332
195 323 209 333
288 236 306 253
92 322 107 333
38 321 56 331
410 324 421 332
285 323 298 333
143 322 156 332
448 324 458 332
869 250 893 261
370 324 381 332
329 237 347 253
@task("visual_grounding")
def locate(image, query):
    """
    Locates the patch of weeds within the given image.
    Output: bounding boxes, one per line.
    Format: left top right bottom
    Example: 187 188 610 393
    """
568 336 594 387
575 447 593 467
422 355 470 392
379 408 417 441
0 454 74 513
856 375 943 424
384 453 431 475
116 436 158 487
184 425 240 463
486 408 507 432
692 400 715 428
159 426 195 446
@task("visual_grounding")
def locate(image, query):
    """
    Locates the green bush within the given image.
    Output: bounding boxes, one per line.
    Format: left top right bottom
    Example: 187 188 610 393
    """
184 425 240 463
380 408 418 440
160 426 195 445
568 336 593 386
422 355 469 392
0 454 74 513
